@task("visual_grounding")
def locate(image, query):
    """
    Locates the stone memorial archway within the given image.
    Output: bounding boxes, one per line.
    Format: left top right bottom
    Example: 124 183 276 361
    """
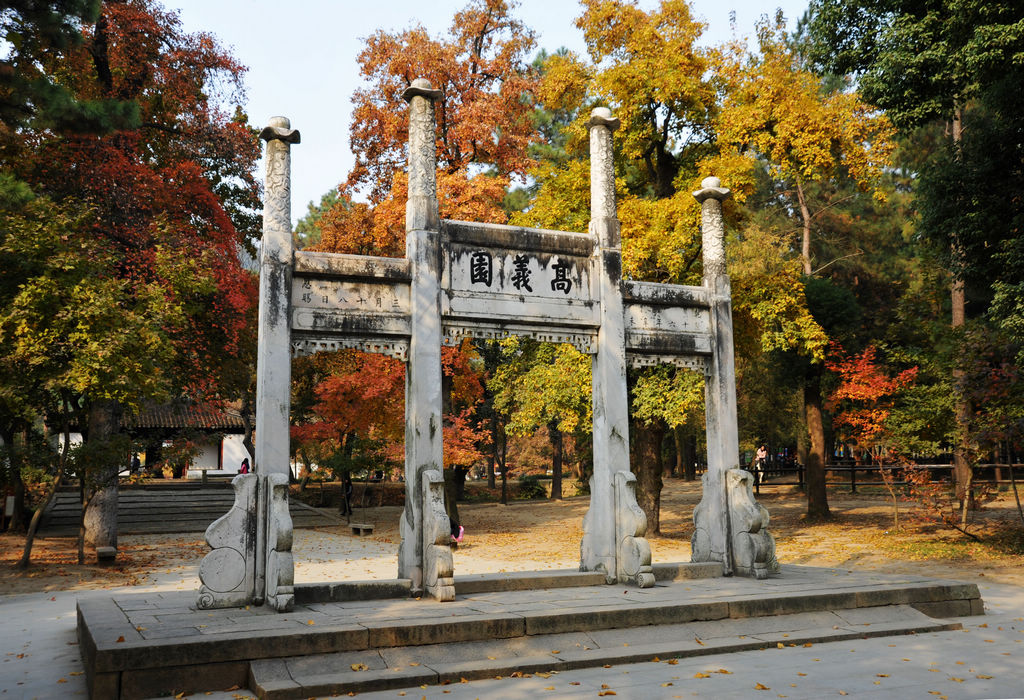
196 79 776 612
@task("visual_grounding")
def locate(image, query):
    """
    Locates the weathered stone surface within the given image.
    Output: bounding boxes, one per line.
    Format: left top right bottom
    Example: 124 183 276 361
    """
253 117 298 611
581 107 648 584
421 469 454 602
196 118 300 613
197 474 257 610
95 546 117 565
454 570 607 595
727 468 779 579
397 80 447 596
266 473 295 611
120 660 248 700
613 471 654 587
651 561 723 581
690 175 776 579
367 614 524 648
294 580 412 604
81 567 984 697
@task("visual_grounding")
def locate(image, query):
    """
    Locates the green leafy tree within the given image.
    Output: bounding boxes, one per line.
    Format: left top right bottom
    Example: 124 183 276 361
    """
294 188 342 249
806 0 1024 506
490 338 591 500
1 1 260 556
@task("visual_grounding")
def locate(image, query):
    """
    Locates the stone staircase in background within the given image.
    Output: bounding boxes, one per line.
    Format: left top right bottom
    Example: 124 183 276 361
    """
38 482 338 536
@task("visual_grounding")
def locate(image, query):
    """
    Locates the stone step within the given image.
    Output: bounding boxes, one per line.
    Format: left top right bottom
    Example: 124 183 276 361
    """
247 605 961 699
38 489 337 536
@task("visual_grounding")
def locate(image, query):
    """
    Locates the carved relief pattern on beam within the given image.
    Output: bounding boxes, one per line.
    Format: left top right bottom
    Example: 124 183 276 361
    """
442 323 597 354
626 354 709 374
291 338 409 362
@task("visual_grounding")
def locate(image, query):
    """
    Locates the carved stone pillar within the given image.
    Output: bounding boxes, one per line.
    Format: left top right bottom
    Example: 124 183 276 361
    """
198 118 299 610
254 117 299 610
690 176 776 578
397 79 453 601
580 107 653 587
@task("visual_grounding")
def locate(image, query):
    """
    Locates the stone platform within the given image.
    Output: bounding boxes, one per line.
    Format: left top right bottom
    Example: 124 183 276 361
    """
76 564 983 699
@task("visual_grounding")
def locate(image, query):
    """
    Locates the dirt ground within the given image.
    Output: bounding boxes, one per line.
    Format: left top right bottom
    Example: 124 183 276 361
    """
3 479 1023 595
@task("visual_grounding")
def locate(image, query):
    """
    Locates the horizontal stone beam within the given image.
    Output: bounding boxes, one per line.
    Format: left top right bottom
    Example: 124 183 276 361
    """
444 220 593 257
625 330 713 356
292 310 411 337
294 250 411 281
623 280 709 308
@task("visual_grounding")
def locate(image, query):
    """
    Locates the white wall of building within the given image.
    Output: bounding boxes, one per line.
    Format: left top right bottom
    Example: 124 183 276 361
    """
186 434 251 478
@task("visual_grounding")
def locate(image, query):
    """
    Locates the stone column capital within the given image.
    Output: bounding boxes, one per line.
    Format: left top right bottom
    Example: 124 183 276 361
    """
403 78 443 103
692 176 731 203
260 116 300 144
588 107 620 132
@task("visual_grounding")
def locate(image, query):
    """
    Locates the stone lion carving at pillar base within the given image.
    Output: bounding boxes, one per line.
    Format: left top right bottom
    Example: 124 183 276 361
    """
422 469 455 601
614 471 655 588
727 468 779 579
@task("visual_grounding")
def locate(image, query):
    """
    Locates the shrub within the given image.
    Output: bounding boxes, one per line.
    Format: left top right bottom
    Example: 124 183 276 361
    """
517 475 547 499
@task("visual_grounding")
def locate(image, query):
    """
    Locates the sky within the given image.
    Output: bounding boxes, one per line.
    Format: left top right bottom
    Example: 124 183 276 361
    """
166 0 810 225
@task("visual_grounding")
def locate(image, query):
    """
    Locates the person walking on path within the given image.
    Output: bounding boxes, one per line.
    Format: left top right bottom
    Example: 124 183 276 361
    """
754 444 768 484
339 473 354 518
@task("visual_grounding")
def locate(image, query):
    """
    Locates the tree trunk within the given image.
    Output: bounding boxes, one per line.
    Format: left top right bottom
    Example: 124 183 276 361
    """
948 104 974 509
499 432 508 506
673 426 684 479
632 423 664 535
487 414 497 489
18 475 63 568
83 399 120 551
679 428 697 481
443 468 460 527
4 427 27 532
548 421 563 500
241 391 255 465
796 179 813 276
454 466 469 501
804 374 831 519
663 427 676 479
795 386 808 470
19 395 73 567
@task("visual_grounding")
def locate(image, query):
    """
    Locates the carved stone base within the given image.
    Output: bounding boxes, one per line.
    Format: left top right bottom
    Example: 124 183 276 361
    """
580 476 614 583
265 473 295 611
614 471 654 587
727 468 779 579
197 474 257 610
196 474 295 611
421 469 455 601
690 471 723 567
691 469 778 578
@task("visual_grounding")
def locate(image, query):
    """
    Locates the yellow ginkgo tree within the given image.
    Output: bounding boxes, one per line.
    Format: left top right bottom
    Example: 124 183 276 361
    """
713 15 895 518
715 15 896 276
